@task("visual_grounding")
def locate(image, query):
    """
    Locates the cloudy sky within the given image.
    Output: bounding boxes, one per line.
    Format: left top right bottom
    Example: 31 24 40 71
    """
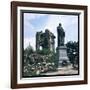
24 13 78 50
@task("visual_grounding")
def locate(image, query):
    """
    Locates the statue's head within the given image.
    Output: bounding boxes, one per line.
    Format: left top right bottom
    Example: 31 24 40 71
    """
59 23 62 26
45 29 49 32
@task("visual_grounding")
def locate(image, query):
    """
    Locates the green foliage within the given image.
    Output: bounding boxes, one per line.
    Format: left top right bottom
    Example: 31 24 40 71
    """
36 48 53 55
24 44 34 67
66 41 79 68
24 44 34 55
23 45 57 76
50 53 58 68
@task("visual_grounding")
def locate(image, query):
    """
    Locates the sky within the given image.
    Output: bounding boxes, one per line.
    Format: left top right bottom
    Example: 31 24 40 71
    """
24 13 78 50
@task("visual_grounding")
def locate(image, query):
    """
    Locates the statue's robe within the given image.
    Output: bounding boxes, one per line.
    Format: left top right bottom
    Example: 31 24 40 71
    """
57 26 65 46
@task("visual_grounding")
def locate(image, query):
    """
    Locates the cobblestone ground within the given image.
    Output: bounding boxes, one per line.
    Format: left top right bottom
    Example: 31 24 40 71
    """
41 65 78 75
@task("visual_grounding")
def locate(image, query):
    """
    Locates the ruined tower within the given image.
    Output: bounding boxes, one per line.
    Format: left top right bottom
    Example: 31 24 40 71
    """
36 29 55 52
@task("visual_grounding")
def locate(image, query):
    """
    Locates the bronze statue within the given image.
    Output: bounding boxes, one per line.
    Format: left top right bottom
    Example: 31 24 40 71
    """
57 23 65 46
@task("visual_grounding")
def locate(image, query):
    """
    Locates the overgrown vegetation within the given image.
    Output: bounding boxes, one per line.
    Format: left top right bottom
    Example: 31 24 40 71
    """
23 41 79 77
23 45 57 77
66 41 79 69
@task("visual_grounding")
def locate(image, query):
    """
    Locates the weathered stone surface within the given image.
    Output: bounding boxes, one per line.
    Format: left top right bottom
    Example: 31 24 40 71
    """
36 29 55 52
56 45 70 68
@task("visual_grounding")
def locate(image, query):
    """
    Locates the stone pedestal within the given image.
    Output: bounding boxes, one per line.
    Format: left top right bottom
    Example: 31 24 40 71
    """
56 45 70 69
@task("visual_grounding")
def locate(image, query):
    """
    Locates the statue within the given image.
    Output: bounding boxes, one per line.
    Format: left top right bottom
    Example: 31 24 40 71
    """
56 23 70 68
57 23 65 46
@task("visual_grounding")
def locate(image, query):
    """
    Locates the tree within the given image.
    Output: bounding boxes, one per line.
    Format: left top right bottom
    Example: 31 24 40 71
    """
66 41 79 68
24 44 34 67
24 44 34 56
36 48 52 55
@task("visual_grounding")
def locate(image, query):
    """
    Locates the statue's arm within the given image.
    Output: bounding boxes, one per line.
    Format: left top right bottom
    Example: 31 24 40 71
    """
57 27 60 34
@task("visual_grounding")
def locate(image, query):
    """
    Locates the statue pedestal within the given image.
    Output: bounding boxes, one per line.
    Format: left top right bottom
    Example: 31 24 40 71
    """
56 45 70 69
